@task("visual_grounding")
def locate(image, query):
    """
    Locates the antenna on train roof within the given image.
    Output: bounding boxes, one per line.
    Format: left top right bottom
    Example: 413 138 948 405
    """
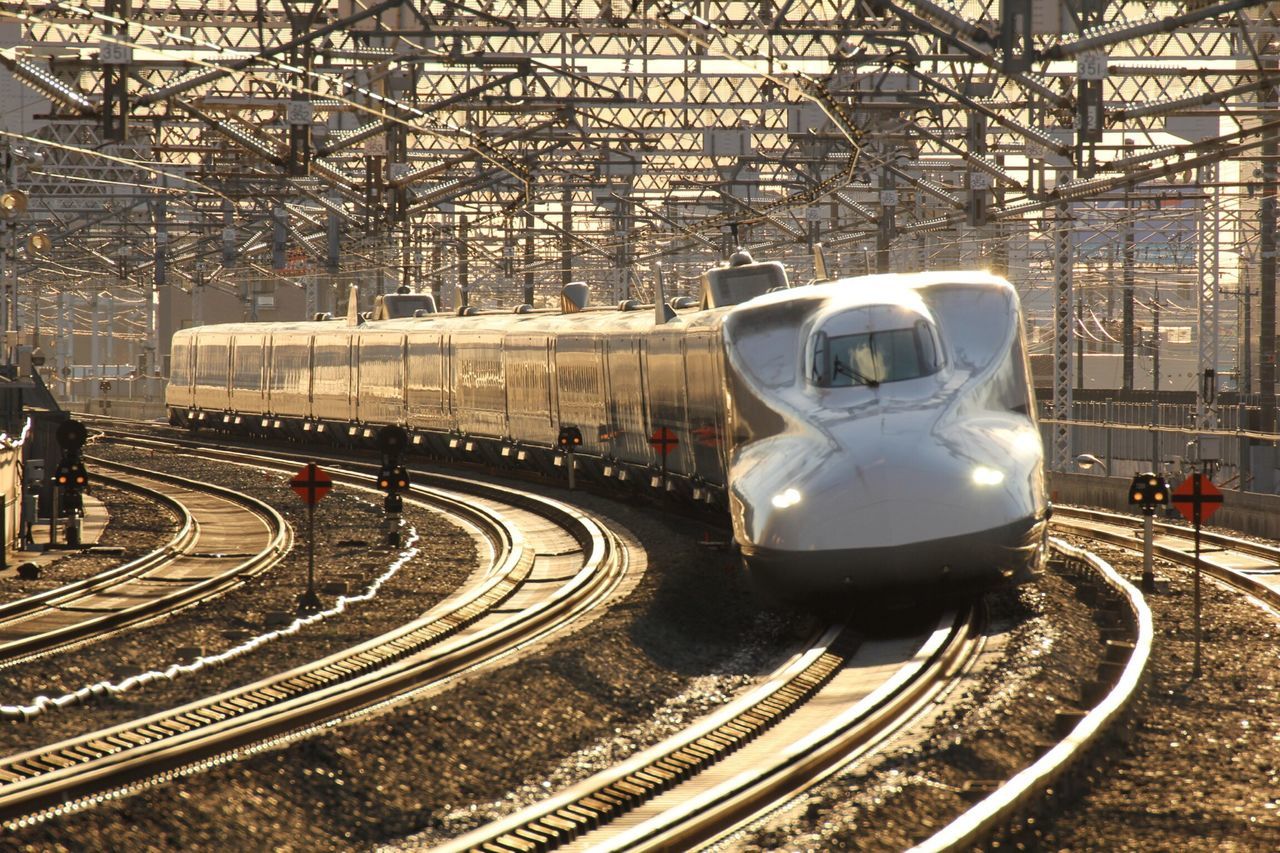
813 243 830 281
654 263 676 324
346 284 363 326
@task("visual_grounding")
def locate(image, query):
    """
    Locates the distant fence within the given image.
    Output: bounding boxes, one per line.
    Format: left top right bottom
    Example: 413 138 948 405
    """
1041 399 1272 493
1049 470 1280 544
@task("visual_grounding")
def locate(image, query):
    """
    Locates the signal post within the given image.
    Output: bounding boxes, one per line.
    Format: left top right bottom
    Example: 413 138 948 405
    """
558 426 582 490
376 426 411 547
1127 472 1169 593
52 419 89 548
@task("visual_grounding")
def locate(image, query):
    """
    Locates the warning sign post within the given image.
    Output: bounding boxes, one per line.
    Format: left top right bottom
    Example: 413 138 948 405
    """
289 462 332 613
1171 472 1222 678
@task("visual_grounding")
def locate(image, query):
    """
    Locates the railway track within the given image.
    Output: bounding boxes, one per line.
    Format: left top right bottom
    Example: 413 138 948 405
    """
0 459 288 672
425 537 1153 853
10 420 1159 848
441 609 981 852
1052 506 1280 603
0 434 637 829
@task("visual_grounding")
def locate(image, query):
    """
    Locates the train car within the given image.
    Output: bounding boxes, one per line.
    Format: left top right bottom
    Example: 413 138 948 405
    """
168 258 1048 604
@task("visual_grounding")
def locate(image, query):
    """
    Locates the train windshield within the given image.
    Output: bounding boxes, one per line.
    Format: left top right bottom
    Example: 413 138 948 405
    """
813 320 941 388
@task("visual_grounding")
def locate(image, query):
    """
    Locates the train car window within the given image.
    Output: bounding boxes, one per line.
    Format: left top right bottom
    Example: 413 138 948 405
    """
170 340 189 386
196 343 228 386
815 323 941 388
233 339 264 388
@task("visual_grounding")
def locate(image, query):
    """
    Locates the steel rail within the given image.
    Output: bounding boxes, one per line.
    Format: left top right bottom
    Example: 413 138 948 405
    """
0 472 195 625
0 438 627 829
440 607 981 852
912 538 1153 852
1052 506 1280 604
0 459 289 670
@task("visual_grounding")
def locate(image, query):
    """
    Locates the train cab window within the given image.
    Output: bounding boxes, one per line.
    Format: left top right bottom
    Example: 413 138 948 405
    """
813 320 941 388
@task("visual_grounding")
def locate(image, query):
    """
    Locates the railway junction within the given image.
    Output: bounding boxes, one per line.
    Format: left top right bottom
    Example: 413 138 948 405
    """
3 1 1280 851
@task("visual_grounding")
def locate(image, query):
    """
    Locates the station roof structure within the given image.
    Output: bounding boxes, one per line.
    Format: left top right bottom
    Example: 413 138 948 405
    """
0 0 1276 321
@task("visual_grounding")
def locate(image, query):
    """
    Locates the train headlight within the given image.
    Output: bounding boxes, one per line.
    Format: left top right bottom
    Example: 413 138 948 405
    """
771 488 802 509
972 466 1005 486
1013 432 1042 454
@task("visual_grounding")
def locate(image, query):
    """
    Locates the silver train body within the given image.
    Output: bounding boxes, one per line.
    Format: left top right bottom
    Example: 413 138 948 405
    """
167 269 1048 602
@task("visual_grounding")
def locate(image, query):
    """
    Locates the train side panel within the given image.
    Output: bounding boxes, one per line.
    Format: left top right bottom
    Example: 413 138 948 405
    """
167 332 195 410
312 330 355 423
266 331 313 419
644 325 692 475
405 329 450 433
505 333 555 445
193 332 232 413
452 331 507 439
602 331 649 465
229 333 268 416
683 325 728 484
553 333 609 457
356 331 408 426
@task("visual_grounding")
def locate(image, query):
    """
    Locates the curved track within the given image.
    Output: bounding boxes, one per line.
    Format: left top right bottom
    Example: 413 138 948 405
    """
439 609 983 852
14 421 1159 848
910 538 1152 851
1052 505 1280 602
0 436 636 830
437 535 1156 853
0 460 288 671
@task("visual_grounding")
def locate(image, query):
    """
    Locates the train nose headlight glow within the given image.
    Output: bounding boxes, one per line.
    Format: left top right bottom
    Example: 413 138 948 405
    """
972 466 1005 486
771 488 802 509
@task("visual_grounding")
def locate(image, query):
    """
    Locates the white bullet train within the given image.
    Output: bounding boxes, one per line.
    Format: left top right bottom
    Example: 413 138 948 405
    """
167 255 1048 604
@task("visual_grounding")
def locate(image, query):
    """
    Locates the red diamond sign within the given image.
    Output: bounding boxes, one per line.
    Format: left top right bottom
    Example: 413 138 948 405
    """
290 462 332 506
1170 473 1222 525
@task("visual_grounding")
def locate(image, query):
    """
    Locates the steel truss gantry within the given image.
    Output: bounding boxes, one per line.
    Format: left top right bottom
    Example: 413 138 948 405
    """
0 0 1275 440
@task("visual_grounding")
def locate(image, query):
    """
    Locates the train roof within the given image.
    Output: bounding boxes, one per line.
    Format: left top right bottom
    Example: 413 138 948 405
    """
172 271 1014 342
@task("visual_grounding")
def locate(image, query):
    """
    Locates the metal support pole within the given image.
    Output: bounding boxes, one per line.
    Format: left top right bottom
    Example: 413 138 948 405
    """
1152 286 1161 397
523 213 535 305
298 501 321 613
6 222 16 366
561 184 573 286
1197 163 1220 430
1193 479 1203 680
1142 510 1155 592
49 484 58 548
1261 92 1277 434
1076 295 1084 392
105 292 114 373
1105 399 1114 473
457 215 469 310
1052 195 1074 471
431 242 443 307
90 292 100 380
55 289 65 385
1123 178 1135 391
1243 283 1253 394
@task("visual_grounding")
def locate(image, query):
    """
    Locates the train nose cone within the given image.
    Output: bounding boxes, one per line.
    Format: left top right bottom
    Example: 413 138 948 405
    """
733 424 1035 556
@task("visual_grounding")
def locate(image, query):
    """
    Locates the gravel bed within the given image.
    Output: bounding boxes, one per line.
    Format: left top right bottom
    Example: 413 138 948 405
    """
0 442 478 754
1034 537 1280 851
15 447 1280 852
6 448 805 852
727 538 1280 851
0 483 178 602
726 556 1103 851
